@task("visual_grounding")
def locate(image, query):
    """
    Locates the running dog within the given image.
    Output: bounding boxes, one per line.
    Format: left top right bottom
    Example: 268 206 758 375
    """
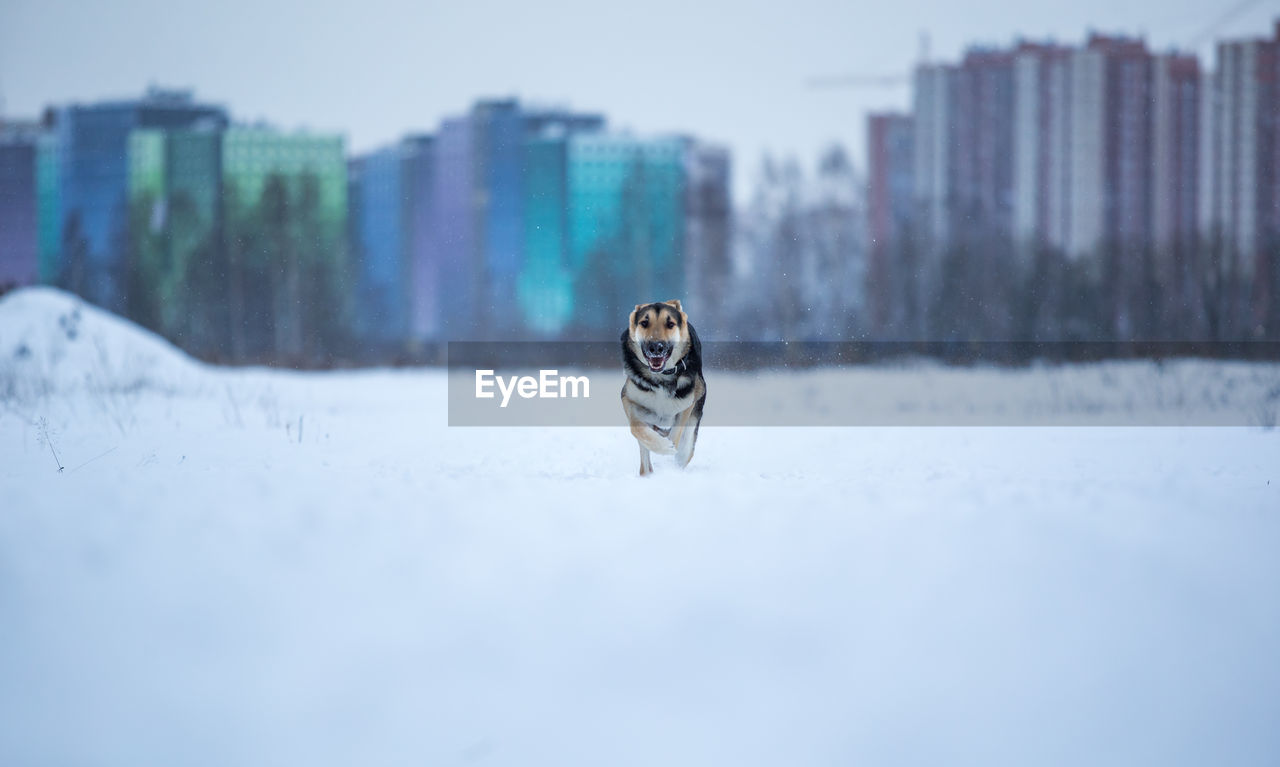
621 300 706 476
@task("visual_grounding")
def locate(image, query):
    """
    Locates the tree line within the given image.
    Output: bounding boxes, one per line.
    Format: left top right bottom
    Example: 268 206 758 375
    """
54 171 351 365
718 145 1279 350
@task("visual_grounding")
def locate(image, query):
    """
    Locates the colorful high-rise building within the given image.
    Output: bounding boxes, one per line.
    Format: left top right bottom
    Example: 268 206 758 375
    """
125 125 222 343
515 107 606 336
429 116 480 339
22 86 724 350
349 145 410 348
111 118 350 358
220 126 347 359
35 129 61 285
401 135 438 344
46 88 227 313
568 133 687 335
472 100 526 335
0 121 42 289
519 129 575 336
347 135 438 351
421 100 605 339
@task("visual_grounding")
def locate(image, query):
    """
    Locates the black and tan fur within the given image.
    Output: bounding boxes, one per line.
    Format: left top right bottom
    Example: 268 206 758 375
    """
621 300 707 476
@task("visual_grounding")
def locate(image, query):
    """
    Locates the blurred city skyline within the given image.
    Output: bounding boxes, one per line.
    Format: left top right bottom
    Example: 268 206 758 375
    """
2 0 1276 201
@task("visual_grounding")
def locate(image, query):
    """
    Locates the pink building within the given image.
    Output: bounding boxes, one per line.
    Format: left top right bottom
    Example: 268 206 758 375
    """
952 49 1016 234
1202 20 1280 331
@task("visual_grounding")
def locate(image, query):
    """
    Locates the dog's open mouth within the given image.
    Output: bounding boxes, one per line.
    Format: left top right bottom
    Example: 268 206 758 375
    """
645 352 669 372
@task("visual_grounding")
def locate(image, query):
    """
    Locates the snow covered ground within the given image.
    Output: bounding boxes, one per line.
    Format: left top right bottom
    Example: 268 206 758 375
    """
1 287 1278 766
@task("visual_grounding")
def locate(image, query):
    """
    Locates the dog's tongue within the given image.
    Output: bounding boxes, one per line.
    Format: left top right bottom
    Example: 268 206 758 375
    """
649 356 666 371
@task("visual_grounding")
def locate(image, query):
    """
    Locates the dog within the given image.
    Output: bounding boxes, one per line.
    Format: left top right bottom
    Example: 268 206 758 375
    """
620 300 706 476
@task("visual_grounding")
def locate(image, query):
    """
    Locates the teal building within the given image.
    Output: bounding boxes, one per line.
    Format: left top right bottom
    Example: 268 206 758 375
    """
35 131 61 285
518 132 574 336
567 134 688 335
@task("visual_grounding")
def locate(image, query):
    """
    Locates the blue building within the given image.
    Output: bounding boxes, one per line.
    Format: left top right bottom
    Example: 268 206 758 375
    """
0 122 42 290
352 99 708 343
48 88 226 313
420 100 606 340
349 146 409 349
473 100 526 335
401 135 437 344
347 135 441 352
430 116 480 339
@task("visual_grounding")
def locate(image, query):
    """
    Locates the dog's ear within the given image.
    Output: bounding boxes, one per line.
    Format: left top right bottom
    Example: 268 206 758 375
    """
665 299 683 312
630 305 643 328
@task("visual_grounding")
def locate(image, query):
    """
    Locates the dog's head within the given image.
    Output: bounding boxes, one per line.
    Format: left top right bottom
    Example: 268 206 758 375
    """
628 300 690 373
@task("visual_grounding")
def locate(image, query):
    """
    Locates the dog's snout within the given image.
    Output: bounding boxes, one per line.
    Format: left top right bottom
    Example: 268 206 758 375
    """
643 340 670 356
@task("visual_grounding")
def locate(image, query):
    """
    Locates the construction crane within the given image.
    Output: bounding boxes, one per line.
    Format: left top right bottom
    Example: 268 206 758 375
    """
808 2 1272 89
1185 0 1269 49
805 31 928 90
807 74 910 89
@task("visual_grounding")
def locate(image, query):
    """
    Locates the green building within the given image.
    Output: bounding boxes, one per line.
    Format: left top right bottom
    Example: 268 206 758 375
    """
119 124 347 361
125 129 167 329
221 128 347 225
220 127 348 360
125 126 222 347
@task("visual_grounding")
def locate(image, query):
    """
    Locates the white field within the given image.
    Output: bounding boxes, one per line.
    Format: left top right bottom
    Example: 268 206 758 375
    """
1 287 1278 766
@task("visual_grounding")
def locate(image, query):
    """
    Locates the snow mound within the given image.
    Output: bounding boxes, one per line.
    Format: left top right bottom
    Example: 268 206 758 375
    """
0 286 203 401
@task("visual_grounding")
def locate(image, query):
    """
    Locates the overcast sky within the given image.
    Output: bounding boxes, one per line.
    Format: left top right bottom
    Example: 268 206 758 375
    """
2 0 1276 201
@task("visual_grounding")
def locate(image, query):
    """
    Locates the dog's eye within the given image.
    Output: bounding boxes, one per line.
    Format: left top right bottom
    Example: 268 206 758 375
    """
666 321 675 329
640 319 649 328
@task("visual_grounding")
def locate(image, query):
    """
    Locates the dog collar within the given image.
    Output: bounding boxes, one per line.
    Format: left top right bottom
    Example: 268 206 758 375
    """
660 358 686 376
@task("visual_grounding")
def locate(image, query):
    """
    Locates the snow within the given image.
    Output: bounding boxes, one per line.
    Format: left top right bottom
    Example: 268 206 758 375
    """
0 286 204 401
1 287 1279 766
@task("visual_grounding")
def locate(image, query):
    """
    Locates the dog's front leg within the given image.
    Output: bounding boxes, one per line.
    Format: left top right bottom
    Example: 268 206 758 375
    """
629 420 675 455
638 442 653 476
673 406 699 469
669 404 694 451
